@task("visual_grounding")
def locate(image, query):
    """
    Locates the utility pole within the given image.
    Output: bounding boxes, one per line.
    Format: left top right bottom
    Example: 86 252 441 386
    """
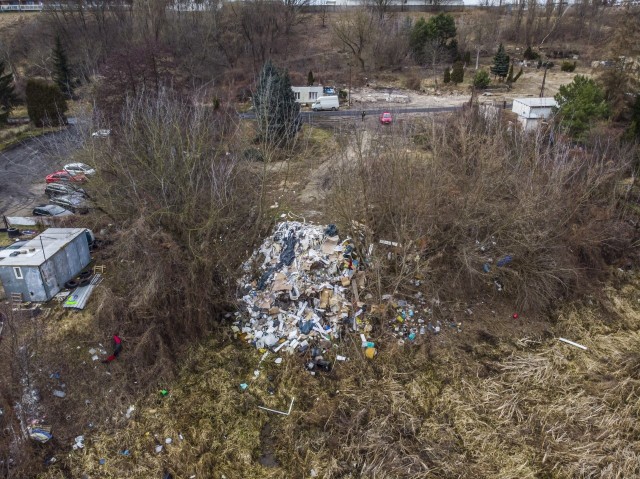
540 63 548 97
348 63 352 107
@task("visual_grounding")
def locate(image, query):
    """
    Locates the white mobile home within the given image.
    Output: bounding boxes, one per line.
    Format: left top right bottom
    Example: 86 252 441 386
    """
511 97 558 131
291 86 324 105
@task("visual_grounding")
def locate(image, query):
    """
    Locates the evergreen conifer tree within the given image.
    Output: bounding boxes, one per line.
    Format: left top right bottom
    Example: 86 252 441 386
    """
52 35 73 98
443 68 451 84
451 61 464 84
490 43 510 80
253 60 300 147
0 60 17 124
307 70 314 86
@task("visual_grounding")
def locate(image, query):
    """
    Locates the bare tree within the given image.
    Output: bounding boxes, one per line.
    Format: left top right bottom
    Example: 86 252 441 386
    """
333 9 376 71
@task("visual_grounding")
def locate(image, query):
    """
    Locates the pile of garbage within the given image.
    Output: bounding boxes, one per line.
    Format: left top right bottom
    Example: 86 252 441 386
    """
232 222 370 365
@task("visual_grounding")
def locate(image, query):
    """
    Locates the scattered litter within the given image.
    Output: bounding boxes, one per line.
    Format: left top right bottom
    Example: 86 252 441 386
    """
155 445 164 453
125 405 135 419
558 337 587 350
496 255 513 267
258 397 295 416
120 450 130 456
310 469 318 477
379 239 400 247
63 273 103 310
336 355 348 361
99 459 106 465
73 435 85 450
274 357 283 365
165 437 172 444
52 390 66 398
512 313 519 319
160 389 169 397
29 427 53 443
364 347 377 359
239 383 248 391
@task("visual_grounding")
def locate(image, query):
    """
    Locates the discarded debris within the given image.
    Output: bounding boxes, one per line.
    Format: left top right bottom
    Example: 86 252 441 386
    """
558 337 588 350
29 426 53 443
52 390 66 398
73 435 85 450
234 222 362 360
258 397 295 416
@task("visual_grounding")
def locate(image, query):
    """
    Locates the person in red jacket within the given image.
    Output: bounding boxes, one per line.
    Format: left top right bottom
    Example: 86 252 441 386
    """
102 334 122 363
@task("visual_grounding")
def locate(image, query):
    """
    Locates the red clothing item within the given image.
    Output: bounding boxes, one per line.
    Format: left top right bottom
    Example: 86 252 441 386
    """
103 335 123 363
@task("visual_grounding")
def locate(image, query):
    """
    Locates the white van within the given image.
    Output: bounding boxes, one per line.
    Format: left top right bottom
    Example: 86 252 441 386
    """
311 95 340 111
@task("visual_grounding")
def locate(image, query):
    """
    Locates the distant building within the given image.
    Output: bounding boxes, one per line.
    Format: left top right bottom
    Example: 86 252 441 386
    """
0 228 92 302
291 86 324 105
511 97 557 132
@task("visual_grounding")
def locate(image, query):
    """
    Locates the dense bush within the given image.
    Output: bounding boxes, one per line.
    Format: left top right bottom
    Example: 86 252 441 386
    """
561 61 577 72
473 70 491 89
25 78 67 127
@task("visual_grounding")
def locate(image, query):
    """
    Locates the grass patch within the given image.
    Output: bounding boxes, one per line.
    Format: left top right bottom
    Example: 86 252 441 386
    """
0 124 63 151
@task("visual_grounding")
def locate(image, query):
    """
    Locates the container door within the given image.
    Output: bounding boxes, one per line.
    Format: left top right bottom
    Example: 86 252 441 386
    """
40 260 60 299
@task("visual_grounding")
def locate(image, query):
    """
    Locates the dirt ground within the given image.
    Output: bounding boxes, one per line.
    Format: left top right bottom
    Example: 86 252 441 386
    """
349 65 589 109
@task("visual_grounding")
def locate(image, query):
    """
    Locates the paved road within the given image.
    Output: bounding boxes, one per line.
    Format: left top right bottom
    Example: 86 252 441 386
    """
240 103 513 121
0 127 81 216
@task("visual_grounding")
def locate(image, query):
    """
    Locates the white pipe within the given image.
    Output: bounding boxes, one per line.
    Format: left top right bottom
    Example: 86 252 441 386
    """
558 337 587 350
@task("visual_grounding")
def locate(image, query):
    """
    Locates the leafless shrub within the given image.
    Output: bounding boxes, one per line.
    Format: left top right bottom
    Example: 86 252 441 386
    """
83 89 267 379
328 108 635 311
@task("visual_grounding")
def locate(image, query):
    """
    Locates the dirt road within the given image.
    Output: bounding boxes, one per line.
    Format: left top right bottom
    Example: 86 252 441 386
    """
0 127 81 217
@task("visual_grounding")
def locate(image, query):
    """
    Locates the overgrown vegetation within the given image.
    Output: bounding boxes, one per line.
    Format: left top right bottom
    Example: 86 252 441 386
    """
329 110 635 311
82 91 268 380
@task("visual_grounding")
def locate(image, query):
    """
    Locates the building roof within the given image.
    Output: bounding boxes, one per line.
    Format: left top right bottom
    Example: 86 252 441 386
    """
0 228 88 267
514 97 558 108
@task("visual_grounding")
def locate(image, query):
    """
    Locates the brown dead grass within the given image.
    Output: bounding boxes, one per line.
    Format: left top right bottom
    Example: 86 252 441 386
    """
34 273 640 479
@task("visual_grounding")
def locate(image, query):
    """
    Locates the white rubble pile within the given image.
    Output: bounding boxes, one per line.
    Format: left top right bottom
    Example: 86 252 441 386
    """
233 222 364 355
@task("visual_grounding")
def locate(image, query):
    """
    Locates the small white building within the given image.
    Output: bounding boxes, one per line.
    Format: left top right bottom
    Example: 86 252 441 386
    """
511 97 558 131
291 86 324 105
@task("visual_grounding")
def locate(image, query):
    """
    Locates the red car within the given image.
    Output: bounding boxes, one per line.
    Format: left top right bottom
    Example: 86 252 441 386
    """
380 112 393 124
45 170 86 184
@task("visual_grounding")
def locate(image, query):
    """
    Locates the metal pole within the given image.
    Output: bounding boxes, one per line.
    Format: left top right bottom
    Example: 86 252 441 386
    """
348 63 352 108
40 235 47 261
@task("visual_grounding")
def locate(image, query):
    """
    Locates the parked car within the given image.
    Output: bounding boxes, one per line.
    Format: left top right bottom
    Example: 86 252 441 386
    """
32 204 74 217
50 194 89 214
380 112 393 124
45 183 87 198
45 170 86 184
64 162 96 177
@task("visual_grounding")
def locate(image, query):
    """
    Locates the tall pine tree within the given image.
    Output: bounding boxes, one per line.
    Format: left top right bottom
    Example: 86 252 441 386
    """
490 43 510 80
253 60 300 147
0 60 17 124
52 35 73 98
